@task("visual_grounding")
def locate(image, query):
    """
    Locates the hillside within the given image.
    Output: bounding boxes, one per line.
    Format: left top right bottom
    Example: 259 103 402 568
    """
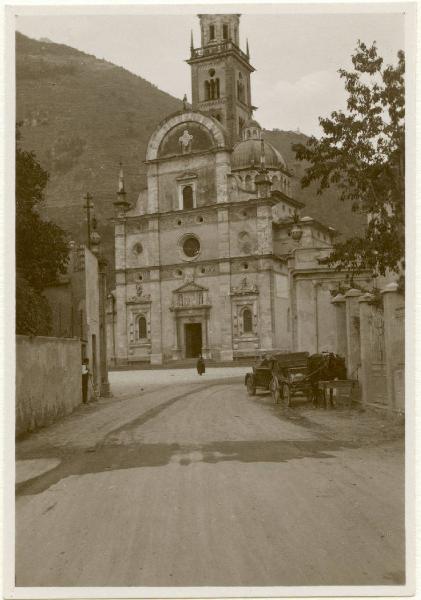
16 32 364 287
16 32 182 284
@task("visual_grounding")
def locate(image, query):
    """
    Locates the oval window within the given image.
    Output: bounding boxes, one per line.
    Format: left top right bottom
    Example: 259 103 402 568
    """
183 236 200 258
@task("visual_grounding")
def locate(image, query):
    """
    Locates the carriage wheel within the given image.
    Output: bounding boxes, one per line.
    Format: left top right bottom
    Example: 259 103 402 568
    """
270 378 281 404
281 383 291 408
246 376 256 396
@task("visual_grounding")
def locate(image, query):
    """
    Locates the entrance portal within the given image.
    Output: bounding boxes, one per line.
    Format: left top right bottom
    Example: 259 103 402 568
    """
184 323 202 358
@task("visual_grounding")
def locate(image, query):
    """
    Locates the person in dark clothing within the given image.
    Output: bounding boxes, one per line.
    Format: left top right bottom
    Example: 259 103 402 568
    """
196 354 206 376
82 357 90 403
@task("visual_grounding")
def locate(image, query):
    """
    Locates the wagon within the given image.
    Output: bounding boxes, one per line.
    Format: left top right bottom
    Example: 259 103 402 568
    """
245 352 310 407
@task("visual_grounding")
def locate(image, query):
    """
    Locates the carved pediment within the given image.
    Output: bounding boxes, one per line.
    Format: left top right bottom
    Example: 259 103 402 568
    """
173 280 208 294
176 171 198 182
172 279 210 309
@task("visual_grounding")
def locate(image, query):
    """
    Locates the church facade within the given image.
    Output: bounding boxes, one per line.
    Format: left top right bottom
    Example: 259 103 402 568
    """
110 14 370 365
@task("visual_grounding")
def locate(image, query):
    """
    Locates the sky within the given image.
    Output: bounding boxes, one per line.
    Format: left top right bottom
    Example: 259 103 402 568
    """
15 7 405 137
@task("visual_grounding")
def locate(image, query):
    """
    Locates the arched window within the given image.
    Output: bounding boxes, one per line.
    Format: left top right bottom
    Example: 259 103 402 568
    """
215 78 220 98
138 315 147 339
209 25 215 40
204 80 210 101
223 24 228 40
272 175 279 190
243 308 253 334
183 185 194 210
237 73 244 102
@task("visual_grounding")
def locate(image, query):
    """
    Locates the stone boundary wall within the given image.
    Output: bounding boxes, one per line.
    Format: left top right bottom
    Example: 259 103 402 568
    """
16 335 82 436
331 282 404 413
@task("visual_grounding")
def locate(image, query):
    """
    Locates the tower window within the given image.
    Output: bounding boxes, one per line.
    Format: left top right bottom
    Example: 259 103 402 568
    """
204 80 210 100
242 308 253 334
223 24 228 40
182 185 194 210
137 315 147 340
209 24 215 40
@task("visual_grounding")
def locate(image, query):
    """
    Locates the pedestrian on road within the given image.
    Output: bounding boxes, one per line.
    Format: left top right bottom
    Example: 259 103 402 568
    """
82 358 90 403
196 354 206 376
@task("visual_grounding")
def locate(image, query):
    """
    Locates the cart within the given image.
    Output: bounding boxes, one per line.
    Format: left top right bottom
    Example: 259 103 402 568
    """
245 352 310 407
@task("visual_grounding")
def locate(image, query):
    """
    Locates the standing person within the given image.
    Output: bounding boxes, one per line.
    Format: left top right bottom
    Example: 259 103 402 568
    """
196 354 205 376
82 357 90 403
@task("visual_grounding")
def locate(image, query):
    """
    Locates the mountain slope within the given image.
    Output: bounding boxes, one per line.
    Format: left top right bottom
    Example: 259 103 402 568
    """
16 32 364 287
16 32 182 284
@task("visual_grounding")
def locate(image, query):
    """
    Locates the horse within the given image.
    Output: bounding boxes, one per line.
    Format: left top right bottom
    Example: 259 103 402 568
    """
307 352 347 408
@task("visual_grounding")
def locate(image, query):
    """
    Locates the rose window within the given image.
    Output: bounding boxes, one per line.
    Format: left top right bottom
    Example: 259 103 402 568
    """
183 236 200 258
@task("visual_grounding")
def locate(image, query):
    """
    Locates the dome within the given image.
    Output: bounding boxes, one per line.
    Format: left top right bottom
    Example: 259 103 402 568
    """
231 139 287 171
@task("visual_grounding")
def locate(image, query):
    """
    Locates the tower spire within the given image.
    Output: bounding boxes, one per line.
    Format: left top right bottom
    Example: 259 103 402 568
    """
190 29 194 53
246 38 250 58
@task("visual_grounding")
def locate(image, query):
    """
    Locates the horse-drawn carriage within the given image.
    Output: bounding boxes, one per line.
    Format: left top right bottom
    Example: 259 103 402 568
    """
244 351 347 407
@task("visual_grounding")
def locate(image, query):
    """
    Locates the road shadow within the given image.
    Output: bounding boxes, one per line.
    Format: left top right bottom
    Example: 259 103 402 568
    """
16 438 357 496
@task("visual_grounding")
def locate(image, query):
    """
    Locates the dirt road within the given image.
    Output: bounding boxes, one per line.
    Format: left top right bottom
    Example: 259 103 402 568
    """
15 373 405 587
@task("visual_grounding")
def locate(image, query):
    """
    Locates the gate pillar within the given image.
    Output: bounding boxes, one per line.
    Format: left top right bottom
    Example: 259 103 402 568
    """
345 288 362 379
359 293 375 404
331 293 347 358
382 282 404 411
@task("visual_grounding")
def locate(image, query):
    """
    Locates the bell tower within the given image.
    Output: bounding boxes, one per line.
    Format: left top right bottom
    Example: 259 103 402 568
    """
187 14 256 147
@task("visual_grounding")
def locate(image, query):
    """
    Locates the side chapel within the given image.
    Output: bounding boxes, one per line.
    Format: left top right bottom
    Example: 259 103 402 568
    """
110 14 370 364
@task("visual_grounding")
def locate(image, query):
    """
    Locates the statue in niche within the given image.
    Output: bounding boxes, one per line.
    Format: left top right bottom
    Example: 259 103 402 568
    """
179 129 193 154
136 283 143 297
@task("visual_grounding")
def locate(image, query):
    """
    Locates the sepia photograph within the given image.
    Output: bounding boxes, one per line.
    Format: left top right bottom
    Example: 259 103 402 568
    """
3 1 416 596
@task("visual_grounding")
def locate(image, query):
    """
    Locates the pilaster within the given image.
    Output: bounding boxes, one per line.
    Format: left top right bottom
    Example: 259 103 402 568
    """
256 204 273 255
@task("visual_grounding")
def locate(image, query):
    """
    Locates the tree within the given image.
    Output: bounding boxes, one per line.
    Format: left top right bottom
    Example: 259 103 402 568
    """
16 125 69 335
293 42 404 278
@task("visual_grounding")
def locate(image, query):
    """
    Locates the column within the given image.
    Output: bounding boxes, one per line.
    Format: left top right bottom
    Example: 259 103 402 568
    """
358 293 374 403
331 293 347 357
345 288 362 379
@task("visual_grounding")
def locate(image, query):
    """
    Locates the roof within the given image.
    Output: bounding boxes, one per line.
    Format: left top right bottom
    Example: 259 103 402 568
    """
231 138 287 171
